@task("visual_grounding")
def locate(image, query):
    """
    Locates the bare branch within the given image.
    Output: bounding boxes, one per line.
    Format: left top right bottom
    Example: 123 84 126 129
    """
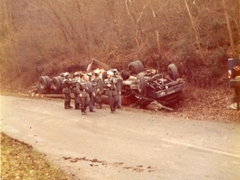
221 0 234 48
184 0 204 62
46 1 74 41
137 0 150 24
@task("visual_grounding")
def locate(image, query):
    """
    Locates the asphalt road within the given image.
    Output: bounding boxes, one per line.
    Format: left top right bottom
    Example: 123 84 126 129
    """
1 95 240 180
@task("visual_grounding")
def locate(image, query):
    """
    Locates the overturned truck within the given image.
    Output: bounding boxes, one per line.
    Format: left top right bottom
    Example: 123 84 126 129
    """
37 60 185 109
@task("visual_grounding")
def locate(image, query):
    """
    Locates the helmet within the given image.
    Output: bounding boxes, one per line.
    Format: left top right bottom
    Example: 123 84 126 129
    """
64 72 70 77
112 69 118 74
94 70 100 76
107 70 113 76
79 72 84 77
73 72 79 77
94 69 100 74
95 72 99 76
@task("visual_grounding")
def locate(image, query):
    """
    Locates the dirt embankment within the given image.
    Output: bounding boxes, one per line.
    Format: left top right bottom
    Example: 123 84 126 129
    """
144 85 240 122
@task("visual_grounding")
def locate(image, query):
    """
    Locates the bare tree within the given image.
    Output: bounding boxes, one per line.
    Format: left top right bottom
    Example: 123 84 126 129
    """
222 0 234 48
184 0 204 62
125 0 150 53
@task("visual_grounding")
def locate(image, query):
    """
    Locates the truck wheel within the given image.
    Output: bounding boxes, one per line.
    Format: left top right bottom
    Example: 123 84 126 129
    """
135 60 145 69
137 73 146 96
44 76 51 90
121 70 130 80
168 64 179 81
128 60 145 75
37 76 51 94
59 72 65 78
51 76 62 94
37 76 45 93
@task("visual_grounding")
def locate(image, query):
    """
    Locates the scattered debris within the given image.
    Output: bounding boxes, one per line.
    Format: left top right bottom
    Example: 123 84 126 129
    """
62 156 155 173
227 103 237 110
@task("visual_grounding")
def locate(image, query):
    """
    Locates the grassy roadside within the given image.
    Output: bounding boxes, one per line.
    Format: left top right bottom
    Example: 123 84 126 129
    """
1 132 71 180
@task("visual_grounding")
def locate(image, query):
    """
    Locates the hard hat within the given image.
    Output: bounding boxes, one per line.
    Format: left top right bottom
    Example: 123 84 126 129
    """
95 72 99 76
79 72 84 77
64 72 70 77
94 69 100 74
107 70 113 76
73 72 79 77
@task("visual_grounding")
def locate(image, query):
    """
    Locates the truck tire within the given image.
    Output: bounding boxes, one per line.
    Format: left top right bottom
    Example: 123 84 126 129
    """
37 76 51 94
45 76 51 93
135 60 145 69
128 60 145 75
51 76 63 94
168 64 179 81
137 73 146 96
121 70 130 80
59 72 65 78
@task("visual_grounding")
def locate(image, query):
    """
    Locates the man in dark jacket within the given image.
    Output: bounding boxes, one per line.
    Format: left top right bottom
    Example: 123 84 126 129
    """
104 70 118 113
93 71 104 109
72 72 81 109
62 72 72 109
113 69 123 108
78 74 90 115
86 74 95 112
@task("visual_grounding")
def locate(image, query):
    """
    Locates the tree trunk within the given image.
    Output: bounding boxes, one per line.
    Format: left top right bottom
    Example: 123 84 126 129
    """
184 0 204 62
150 1 161 53
222 0 234 48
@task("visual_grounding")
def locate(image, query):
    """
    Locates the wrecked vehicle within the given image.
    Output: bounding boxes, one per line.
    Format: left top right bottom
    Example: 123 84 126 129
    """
87 59 185 108
121 61 184 108
36 59 185 109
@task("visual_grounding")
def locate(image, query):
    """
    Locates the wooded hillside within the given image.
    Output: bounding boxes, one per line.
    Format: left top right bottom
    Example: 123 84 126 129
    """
0 0 239 89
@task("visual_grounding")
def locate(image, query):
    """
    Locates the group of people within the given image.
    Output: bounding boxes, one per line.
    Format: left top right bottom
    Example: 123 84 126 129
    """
62 69 123 114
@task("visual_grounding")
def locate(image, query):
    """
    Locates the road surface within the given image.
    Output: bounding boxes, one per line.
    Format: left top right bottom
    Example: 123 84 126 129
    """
1 95 240 180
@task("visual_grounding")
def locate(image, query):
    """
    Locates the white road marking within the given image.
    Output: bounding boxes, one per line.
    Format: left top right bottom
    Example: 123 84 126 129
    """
161 138 240 159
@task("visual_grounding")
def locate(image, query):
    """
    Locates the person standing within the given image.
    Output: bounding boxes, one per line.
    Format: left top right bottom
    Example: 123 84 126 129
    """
113 69 123 108
62 72 73 109
71 72 81 109
78 74 90 115
86 74 95 112
94 71 104 109
104 70 119 113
